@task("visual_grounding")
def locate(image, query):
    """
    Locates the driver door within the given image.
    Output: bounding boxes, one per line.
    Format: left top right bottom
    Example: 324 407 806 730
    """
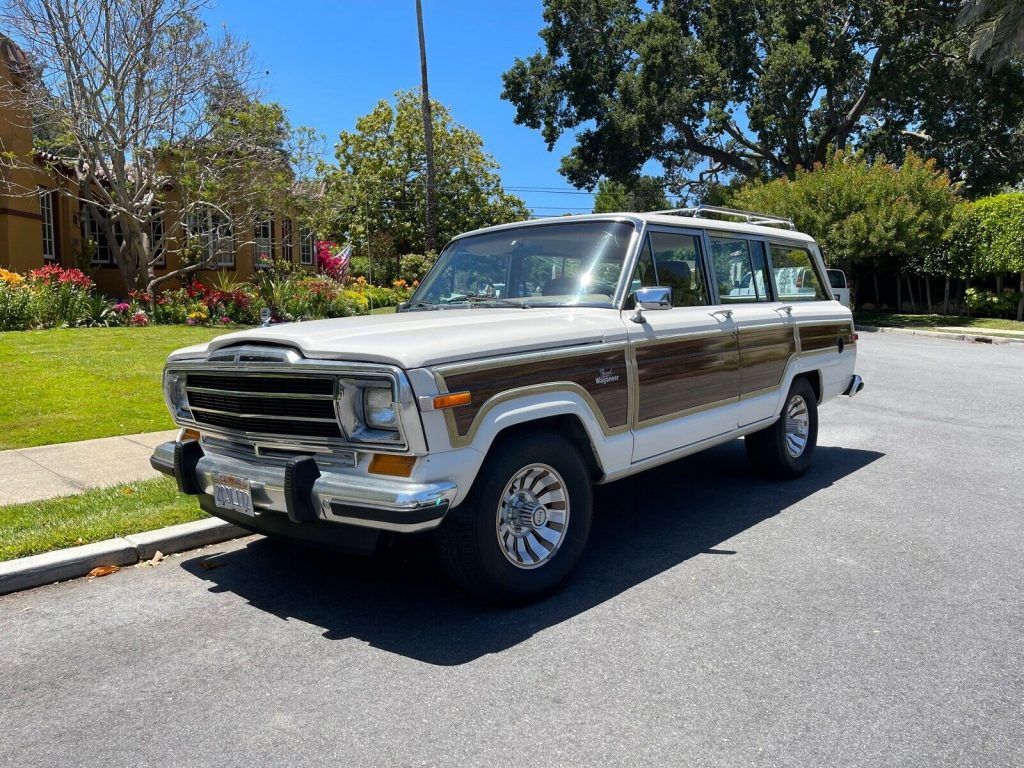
627 227 741 463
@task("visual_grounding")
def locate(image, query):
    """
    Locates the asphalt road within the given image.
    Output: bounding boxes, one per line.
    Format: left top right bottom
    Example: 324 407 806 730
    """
2 332 1022 767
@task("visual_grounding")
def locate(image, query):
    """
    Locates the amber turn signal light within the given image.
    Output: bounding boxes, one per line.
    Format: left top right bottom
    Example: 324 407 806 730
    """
432 391 472 410
368 453 416 477
181 428 201 442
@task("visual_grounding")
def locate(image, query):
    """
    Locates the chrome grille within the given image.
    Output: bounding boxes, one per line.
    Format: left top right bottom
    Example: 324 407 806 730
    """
184 372 343 440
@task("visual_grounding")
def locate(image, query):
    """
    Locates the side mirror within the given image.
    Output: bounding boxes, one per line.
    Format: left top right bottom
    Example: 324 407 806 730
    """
630 286 671 324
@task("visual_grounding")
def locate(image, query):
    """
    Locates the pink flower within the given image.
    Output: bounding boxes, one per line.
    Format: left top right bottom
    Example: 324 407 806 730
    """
130 310 149 327
220 316 231 324
113 302 130 313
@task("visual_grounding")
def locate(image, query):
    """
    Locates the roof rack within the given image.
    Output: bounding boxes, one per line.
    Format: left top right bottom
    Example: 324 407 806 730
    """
652 205 796 231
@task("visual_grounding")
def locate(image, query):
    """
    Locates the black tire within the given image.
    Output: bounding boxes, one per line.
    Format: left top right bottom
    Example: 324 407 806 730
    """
434 430 593 604
745 377 818 479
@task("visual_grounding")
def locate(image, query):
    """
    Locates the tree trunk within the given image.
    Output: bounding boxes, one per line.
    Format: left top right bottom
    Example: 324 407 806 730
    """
925 277 932 314
873 272 880 307
1018 270 1024 322
996 274 1003 293
906 274 917 313
896 275 902 313
416 0 437 256
965 276 972 316
943 275 950 316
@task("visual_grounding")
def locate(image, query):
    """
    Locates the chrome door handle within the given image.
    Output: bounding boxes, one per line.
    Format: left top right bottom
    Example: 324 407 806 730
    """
775 305 793 315
710 309 733 319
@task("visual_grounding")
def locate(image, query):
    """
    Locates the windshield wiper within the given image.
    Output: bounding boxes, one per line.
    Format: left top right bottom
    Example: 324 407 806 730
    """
399 299 439 311
456 293 531 309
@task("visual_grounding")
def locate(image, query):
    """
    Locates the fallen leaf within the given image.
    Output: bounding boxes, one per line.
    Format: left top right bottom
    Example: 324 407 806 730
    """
87 565 120 578
198 558 226 570
121 487 135 495
148 551 165 566
73 537 85 546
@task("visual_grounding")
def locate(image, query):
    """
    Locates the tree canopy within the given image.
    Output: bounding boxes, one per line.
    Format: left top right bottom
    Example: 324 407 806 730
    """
727 151 960 278
316 90 529 258
960 0 1024 70
502 0 1024 196
968 193 1024 319
592 177 670 213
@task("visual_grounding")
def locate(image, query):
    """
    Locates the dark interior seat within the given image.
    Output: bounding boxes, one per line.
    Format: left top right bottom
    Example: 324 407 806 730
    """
657 259 695 306
542 277 579 295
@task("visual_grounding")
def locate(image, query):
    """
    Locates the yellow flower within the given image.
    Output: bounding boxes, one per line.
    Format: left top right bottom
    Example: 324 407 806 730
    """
0 268 24 285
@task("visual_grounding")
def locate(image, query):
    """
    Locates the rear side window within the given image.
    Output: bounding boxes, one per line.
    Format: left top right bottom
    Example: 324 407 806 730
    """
709 236 773 303
770 244 829 301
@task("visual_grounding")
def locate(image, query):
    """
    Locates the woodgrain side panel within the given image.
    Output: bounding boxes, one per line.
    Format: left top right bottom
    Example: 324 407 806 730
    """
439 349 630 437
738 326 797 395
634 335 739 423
799 322 856 353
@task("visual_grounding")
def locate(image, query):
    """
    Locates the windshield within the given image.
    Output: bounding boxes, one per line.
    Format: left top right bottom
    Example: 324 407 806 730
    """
409 220 635 309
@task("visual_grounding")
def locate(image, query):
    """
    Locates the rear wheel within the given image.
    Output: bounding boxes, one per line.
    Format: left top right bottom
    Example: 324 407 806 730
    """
745 377 818 478
435 431 593 603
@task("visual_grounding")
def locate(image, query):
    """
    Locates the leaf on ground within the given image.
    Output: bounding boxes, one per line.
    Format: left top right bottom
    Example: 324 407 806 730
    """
148 550 165 566
198 558 226 570
73 537 85 546
86 565 120 578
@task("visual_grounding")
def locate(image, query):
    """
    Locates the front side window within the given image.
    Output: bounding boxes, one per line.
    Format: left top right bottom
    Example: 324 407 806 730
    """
411 221 634 308
709 236 772 303
40 189 57 261
770 244 829 301
627 231 709 307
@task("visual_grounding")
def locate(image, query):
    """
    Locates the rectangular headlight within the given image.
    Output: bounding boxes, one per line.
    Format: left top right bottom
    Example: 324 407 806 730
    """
162 370 192 422
362 387 397 431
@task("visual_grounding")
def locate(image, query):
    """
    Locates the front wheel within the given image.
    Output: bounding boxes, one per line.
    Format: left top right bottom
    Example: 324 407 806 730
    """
745 378 818 478
435 431 593 604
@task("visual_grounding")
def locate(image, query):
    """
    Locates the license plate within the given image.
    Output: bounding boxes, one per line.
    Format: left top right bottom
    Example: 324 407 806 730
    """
213 473 254 517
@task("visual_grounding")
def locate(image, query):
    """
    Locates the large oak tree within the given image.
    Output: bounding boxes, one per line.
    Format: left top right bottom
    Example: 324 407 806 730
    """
502 0 1024 196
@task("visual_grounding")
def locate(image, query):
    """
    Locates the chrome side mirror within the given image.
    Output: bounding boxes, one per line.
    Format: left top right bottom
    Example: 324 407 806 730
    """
630 286 672 324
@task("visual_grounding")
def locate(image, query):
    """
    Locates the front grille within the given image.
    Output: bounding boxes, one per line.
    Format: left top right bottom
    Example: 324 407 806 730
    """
184 372 343 441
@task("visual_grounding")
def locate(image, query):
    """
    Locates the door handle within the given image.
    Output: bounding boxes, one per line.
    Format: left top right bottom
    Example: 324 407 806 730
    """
710 309 733 320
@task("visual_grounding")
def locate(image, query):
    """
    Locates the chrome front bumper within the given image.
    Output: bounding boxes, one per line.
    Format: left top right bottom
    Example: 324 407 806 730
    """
150 440 457 534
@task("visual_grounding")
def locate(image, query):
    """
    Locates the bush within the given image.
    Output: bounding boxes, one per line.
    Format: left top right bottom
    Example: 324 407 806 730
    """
0 281 34 331
964 287 1023 318
399 252 437 283
27 265 94 328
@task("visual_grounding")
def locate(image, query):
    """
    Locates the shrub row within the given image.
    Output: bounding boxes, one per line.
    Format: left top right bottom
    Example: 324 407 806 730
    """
0 263 414 332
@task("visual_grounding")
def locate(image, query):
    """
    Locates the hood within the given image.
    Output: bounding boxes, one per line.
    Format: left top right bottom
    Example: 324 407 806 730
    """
191 307 628 369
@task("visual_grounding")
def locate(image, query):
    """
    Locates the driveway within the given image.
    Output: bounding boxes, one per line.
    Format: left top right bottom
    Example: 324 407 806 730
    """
1 333 1021 767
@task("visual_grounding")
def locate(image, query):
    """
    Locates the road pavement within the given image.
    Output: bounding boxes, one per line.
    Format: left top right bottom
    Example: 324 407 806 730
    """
1 333 1021 767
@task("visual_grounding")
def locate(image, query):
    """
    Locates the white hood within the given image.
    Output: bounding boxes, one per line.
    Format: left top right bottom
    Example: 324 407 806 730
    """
175 308 628 369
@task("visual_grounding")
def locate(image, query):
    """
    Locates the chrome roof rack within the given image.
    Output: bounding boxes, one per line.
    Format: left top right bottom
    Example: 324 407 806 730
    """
653 205 796 231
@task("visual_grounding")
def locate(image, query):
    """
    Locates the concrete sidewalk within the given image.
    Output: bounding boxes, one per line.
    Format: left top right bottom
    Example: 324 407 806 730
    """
0 430 178 506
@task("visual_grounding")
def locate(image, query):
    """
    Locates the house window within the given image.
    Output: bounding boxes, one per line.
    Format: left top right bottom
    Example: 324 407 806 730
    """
81 204 115 265
40 189 57 262
187 207 234 268
254 215 272 268
299 227 315 265
149 209 165 268
282 217 293 262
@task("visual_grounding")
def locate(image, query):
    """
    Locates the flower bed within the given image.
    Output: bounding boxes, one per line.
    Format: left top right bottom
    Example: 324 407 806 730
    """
0 260 414 332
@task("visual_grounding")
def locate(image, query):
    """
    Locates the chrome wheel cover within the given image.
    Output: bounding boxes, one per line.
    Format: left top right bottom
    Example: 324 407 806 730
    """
496 463 570 569
784 394 810 458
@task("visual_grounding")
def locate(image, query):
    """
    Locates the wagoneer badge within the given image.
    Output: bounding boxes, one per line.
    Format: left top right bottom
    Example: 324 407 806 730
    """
595 367 620 385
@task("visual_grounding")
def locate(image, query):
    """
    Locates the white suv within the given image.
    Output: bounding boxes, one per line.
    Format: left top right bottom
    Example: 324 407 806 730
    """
152 206 863 602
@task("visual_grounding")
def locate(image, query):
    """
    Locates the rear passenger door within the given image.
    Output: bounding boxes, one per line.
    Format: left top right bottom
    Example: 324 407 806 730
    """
706 233 798 426
626 227 741 462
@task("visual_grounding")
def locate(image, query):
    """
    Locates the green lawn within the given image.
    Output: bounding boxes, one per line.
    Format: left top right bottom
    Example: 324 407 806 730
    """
854 311 1024 334
0 326 235 450
0 477 206 562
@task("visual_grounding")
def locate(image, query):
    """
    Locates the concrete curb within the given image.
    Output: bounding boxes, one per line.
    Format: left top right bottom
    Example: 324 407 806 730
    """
856 324 1024 346
0 518 247 596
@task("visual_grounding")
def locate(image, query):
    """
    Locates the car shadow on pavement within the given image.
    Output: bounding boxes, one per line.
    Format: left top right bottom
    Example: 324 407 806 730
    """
181 440 882 666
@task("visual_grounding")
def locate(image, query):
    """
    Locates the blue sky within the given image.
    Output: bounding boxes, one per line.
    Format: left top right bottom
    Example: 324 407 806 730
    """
200 0 604 216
